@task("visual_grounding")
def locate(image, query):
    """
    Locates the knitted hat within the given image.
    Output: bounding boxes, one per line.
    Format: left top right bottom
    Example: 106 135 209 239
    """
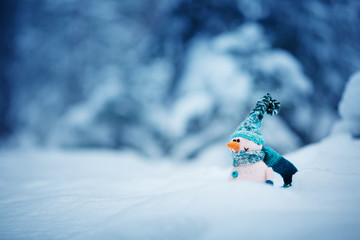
231 93 280 145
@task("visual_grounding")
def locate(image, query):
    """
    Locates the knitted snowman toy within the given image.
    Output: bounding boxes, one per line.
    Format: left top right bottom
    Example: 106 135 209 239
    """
227 93 298 187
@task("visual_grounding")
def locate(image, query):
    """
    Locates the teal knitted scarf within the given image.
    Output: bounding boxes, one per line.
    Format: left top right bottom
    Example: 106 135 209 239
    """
232 150 265 167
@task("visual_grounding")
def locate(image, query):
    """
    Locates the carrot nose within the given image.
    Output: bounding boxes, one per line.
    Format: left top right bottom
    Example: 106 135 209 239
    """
227 141 240 151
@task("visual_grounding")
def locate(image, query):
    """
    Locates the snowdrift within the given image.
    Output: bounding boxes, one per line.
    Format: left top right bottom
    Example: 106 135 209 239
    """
1 132 359 239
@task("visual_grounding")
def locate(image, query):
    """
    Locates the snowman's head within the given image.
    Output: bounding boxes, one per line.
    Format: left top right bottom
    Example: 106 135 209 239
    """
227 136 263 152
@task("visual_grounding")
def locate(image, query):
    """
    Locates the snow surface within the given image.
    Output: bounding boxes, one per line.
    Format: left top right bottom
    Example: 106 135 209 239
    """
1 132 360 239
337 71 360 137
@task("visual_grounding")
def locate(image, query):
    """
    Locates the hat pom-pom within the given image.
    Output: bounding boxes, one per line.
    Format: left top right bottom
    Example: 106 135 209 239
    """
251 93 281 119
266 96 280 116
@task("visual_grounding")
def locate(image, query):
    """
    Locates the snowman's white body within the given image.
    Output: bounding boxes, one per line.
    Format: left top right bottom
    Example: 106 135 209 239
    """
227 137 273 183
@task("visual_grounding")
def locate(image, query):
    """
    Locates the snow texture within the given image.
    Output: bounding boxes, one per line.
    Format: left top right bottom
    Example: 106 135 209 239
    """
336 72 360 138
1 132 360 239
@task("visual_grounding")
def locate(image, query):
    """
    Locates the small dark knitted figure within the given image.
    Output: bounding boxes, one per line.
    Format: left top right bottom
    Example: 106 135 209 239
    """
227 93 298 187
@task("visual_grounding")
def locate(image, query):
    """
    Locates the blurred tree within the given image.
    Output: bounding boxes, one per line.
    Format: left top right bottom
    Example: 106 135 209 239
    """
153 0 245 98
2 0 360 158
259 0 360 141
0 0 17 140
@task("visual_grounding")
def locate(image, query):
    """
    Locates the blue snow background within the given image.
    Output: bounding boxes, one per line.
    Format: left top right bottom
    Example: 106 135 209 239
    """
1 1 360 239
1 0 359 156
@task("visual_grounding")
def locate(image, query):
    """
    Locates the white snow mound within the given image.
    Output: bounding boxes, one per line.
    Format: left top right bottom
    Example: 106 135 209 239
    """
336 71 360 137
1 133 360 239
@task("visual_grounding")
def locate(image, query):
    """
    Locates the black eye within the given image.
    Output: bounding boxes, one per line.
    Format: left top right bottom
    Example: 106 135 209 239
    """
237 139 240 142
232 139 236 142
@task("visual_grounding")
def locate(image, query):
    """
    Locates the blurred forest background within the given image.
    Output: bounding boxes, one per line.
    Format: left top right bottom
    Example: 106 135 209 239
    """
1 0 360 159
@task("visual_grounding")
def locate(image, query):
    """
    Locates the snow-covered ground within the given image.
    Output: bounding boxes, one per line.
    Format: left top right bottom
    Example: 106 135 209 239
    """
1 131 359 240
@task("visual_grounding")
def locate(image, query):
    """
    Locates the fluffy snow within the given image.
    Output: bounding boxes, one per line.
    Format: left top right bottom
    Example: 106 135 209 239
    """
2 74 359 239
168 92 214 138
337 71 360 137
170 23 316 156
1 132 360 239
